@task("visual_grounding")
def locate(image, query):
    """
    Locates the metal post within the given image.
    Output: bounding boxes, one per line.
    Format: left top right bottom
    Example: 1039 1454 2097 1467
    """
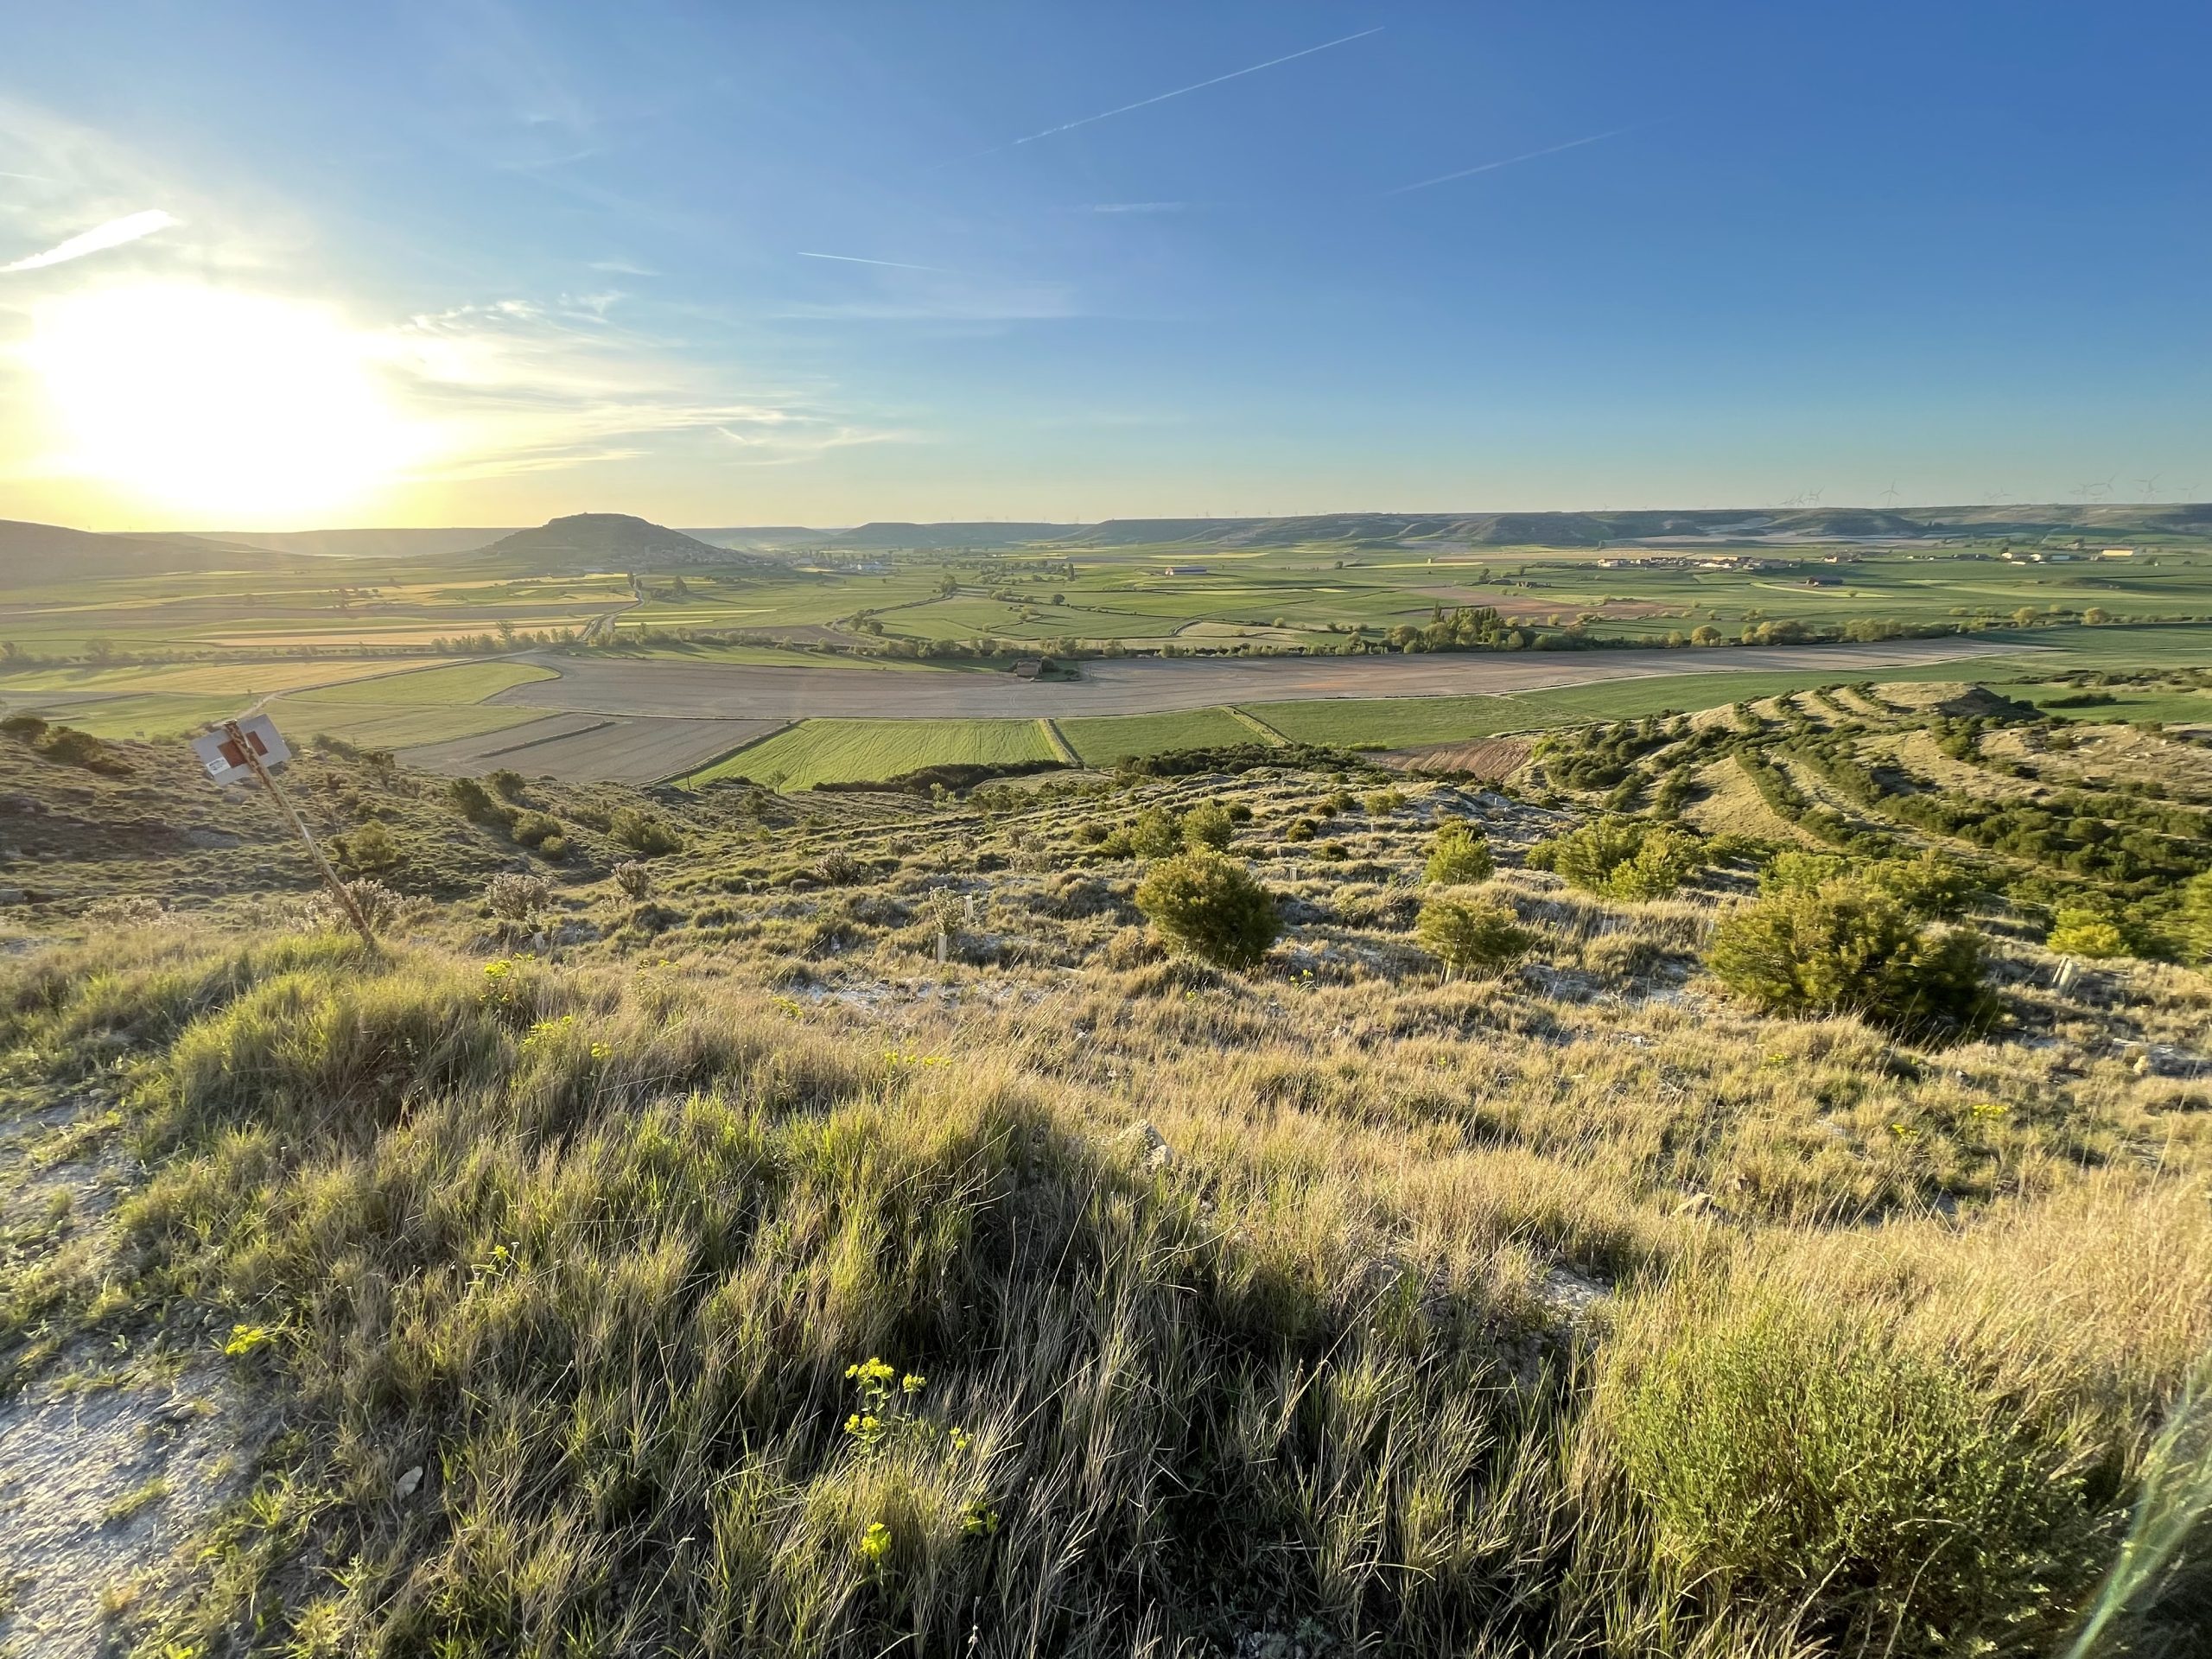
225 720 377 947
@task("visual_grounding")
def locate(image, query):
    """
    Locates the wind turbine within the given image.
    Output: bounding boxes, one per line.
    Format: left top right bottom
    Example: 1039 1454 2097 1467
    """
2136 474 2161 500
1879 483 1901 507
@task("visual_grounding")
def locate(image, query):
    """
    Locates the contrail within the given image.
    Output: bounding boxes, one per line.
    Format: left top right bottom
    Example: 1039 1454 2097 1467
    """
797 251 950 273
1384 127 1632 196
1 208 179 273
1010 25 1383 147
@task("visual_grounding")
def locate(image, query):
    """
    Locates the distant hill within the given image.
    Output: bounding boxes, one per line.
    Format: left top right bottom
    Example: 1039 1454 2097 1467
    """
827 522 1084 550
689 526 842 552
0 519 302 587
202 528 522 560
469 513 772 572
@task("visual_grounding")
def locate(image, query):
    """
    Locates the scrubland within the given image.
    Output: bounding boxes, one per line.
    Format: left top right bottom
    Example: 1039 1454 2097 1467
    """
1 680 2209 1657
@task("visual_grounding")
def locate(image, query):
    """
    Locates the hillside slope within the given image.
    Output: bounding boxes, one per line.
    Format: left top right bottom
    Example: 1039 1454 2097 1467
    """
0 696 2208 1657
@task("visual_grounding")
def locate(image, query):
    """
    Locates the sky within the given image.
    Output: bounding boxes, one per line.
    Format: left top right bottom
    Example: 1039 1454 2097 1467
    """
2 0 2209 532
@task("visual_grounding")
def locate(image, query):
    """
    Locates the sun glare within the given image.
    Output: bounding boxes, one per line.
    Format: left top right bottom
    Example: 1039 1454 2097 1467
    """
23 283 429 523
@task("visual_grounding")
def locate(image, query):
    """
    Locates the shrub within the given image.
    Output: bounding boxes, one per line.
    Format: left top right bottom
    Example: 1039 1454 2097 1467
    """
1181 801 1236 851
1604 1285 2104 1653
1423 821 1494 885
331 820 402 874
612 861 654 899
35 724 128 774
2178 871 2212 966
509 810 563 850
1534 817 1703 900
1866 851 1980 920
486 768 528 800
1707 880 1993 1034
336 877 403 931
1283 818 1318 843
1414 892 1531 977
447 777 511 826
1364 789 1405 815
609 807 683 856
1128 807 1184 859
485 872 553 921
1759 849 1850 895
1134 851 1280 969
2046 906 2130 960
1 713 48 741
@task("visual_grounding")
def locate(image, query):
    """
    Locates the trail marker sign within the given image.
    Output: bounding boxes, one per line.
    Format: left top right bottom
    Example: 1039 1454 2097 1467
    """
193 714 291 785
190 715 376 945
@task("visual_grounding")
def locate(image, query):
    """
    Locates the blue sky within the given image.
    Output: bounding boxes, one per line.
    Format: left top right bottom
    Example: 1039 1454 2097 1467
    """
2 0 2208 529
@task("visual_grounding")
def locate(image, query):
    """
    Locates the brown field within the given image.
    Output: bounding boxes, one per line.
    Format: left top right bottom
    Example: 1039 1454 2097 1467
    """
1378 735 1533 779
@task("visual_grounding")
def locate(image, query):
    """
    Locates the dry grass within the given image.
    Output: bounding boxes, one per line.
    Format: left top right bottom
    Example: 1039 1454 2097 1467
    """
2 732 2209 1656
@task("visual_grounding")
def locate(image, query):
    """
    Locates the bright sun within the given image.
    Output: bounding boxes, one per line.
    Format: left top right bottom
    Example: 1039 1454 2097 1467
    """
23 283 428 523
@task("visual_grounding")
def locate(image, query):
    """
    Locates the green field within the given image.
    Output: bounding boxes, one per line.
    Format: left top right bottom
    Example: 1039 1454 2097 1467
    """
256 661 559 748
1056 708 1262 765
691 717 1057 788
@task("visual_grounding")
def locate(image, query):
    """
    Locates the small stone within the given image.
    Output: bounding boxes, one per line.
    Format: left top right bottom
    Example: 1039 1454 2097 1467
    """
395 1465 423 1499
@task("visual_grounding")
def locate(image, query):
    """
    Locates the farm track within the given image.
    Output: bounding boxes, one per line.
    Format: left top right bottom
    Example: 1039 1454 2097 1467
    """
497 637 2024 723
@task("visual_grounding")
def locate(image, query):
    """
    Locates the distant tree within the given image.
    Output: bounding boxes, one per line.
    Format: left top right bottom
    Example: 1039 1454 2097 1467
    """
1691 626 1722 646
86 637 117 662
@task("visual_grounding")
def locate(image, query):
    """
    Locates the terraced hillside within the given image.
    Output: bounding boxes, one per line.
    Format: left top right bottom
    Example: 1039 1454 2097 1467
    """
0 680 2208 1658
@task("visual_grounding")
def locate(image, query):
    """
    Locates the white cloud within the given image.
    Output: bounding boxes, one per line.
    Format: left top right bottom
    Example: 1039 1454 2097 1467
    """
1 208 179 274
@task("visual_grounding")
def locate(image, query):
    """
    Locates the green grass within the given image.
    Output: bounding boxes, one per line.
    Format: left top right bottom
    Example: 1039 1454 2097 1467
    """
10 692 246 740
270 701 551 749
271 660 555 705
1055 708 1260 765
690 717 1056 787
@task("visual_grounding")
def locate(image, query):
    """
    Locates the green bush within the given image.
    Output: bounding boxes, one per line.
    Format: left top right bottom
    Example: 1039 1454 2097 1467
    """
486 767 528 800
1129 806 1184 859
1422 821 1494 885
609 806 683 856
1866 850 1980 920
1134 852 1280 969
446 777 510 826
2046 906 2130 960
509 810 563 850
1759 849 1850 895
1534 817 1703 900
1414 892 1531 977
1181 801 1236 851
1283 817 1318 843
1605 1287 2102 1654
330 820 401 874
1707 880 1993 1034
2178 872 2212 966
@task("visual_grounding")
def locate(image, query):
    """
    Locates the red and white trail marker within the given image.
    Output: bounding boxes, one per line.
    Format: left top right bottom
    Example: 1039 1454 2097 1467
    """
191 713 291 785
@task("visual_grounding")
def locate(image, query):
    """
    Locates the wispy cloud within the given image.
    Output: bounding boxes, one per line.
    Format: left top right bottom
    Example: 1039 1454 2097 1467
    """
1384 128 1633 196
1 208 179 273
379 295 899 481
1003 25 1383 149
1087 201 1192 214
797 250 953 274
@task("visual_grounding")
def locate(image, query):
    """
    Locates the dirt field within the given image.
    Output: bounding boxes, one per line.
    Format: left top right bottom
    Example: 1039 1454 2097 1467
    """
498 637 2018 722
1378 735 1533 779
397 714 782 784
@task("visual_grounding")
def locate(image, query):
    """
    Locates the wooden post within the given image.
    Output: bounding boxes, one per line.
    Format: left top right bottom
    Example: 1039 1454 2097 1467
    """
225 720 377 947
